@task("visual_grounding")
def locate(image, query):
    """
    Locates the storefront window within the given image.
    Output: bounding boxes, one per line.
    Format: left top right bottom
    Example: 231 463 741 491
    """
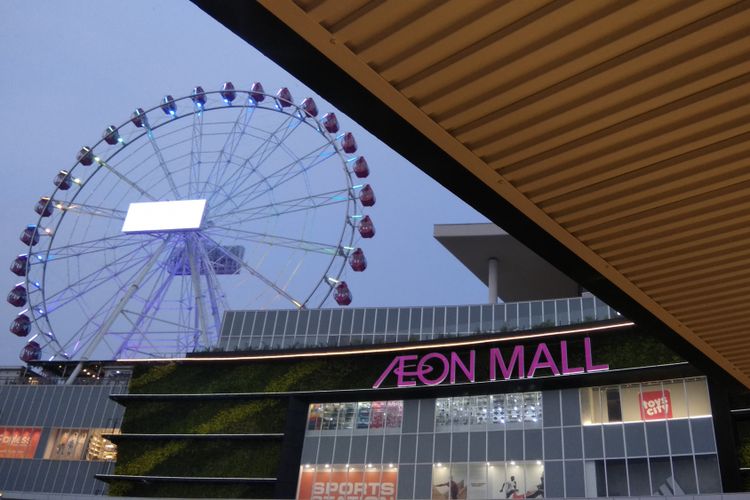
432 461 544 499
307 401 403 433
41 428 118 461
86 429 119 461
581 377 711 424
437 392 543 431
43 428 89 460
298 464 398 500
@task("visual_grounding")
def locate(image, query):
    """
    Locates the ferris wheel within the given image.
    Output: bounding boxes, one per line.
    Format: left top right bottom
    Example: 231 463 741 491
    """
8 82 376 363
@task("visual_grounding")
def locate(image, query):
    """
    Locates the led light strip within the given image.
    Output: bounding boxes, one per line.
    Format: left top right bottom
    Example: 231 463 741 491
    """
118 321 634 364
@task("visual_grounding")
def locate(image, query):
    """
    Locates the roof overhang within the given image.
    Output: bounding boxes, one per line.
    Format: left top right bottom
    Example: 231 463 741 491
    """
434 223 579 302
191 1 750 389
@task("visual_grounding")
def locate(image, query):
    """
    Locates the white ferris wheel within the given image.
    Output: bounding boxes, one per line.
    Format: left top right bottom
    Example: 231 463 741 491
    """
8 82 376 363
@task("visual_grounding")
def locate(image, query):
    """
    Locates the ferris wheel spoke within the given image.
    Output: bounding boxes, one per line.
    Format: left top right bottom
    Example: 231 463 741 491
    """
214 195 349 228
189 110 204 199
144 126 180 198
49 200 127 221
186 236 210 348
206 226 345 256
36 233 143 260
211 187 350 221
40 240 156 311
199 106 256 199
198 233 304 309
93 157 158 201
211 141 336 214
112 258 179 357
194 239 227 338
206 112 312 209
65 238 170 383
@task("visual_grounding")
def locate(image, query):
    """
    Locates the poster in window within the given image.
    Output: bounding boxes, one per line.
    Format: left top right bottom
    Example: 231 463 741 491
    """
639 390 672 420
0 427 42 459
298 467 397 500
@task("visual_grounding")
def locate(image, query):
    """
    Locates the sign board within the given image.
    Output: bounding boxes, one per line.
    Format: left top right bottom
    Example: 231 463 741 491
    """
373 337 608 388
639 390 672 420
298 468 397 500
0 427 42 459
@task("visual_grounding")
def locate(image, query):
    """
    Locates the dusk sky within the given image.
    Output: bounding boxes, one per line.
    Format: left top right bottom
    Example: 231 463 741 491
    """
0 1 490 365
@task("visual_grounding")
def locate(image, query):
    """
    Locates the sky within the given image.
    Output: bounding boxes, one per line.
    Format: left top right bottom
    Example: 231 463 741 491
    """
0 1 489 366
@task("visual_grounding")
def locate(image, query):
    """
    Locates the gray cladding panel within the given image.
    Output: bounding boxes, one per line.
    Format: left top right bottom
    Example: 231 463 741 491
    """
333 436 350 463
350 435 367 463
562 427 582 459
560 388 581 426
399 434 416 463
366 435 384 463
451 432 468 462
397 464 415 500
524 429 543 460
469 432 486 462
383 435 400 463
434 432 451 462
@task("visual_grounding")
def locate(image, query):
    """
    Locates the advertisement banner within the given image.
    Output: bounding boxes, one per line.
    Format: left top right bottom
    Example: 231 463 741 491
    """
298 467 397 500
0 427 42 459
639 390 672 420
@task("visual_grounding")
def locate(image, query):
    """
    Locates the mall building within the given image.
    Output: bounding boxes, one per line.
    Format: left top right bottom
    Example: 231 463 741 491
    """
1 224 749 499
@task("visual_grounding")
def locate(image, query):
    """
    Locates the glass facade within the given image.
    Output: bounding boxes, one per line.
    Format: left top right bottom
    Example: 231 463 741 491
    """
299 377 721 499
219 297 620 351
307 401 404 432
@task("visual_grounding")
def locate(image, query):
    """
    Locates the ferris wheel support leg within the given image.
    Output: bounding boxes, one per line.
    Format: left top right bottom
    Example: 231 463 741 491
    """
65 238 169 385
187 236 210 350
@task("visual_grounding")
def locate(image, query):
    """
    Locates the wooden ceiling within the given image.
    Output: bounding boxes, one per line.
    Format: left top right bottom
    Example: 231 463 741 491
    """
194 0 750 387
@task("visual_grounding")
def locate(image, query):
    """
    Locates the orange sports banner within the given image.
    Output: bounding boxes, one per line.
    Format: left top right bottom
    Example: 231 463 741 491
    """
298 467 397 500
0 427 42 459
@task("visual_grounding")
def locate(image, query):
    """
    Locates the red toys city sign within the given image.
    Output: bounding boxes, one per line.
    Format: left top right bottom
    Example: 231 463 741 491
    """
373 337 608 388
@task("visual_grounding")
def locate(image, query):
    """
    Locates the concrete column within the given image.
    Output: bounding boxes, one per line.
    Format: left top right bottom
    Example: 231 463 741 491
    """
488 257 499 304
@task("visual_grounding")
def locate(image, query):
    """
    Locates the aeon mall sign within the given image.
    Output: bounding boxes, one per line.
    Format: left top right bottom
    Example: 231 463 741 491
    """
373 337 608 388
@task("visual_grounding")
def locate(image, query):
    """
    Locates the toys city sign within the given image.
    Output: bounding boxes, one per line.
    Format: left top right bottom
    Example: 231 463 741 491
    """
373 337 608 388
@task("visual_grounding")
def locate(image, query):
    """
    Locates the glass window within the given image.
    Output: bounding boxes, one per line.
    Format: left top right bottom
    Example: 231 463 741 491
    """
422 308 434 338
374 308 386 334
458 306 469 334
555 300 569 326
436 392 543 430
43 428 90 461
386 401 403 429
481 305 493 333
386 308 399 334
86 429 119 461
338 403 355 430
518 303 530 330
445 307 458 335
357 402 371 429
308 404 323 431
569 298 582 324
436 398 451 430
410 308 421 335
469 306 481 333
363 308 375 334
371 401 386 429
434 307 445 335
352 309 365 335
321 404 339 430
341 309 354 335
581 377 711 424
506 303 518 330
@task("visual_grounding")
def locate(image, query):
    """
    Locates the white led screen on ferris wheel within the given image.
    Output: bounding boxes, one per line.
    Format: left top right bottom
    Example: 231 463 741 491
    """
121 199 207 234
